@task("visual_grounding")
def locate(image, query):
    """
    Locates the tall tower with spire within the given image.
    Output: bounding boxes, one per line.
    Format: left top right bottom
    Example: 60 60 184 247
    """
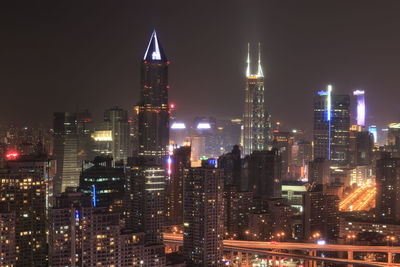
129 30 168 266
137 30 170 162
243 43 268 155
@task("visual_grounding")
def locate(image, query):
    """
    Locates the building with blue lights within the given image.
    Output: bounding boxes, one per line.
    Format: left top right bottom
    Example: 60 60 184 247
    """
79 156 125 214
313 88 350 167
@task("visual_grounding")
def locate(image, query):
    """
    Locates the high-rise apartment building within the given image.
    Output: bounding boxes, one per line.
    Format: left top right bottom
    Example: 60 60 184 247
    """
126 156 166 265
0 204 15 267
313 87 350 167
0 154 55 266
224 185 253 239
49 189 146 267
167 146 191 225
137 30 169 162
243 43 270 155
304 184 340 242
183 161 224 266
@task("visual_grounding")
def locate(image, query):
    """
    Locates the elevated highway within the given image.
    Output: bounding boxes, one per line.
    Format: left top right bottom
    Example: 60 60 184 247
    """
164 233 400 266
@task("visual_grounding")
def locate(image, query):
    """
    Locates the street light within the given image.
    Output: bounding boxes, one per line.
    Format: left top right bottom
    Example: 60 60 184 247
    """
312 232 321 240
347 234 356 244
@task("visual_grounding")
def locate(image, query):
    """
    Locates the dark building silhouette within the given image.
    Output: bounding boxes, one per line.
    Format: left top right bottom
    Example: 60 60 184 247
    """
248 149 282 199
308 158 330 185
354 131 374 166
376 153 400 221
218 145 242 186
272 131 294 180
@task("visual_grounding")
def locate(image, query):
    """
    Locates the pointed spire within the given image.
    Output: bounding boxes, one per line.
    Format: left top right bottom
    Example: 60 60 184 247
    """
246 43 250 77
143 30 167 62
257 42 264 77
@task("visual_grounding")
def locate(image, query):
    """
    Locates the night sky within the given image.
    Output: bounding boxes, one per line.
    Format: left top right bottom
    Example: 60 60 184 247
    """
1 1 400 134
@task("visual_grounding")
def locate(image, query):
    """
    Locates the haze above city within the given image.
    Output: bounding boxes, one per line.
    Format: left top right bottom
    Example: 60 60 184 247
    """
1 0 400 132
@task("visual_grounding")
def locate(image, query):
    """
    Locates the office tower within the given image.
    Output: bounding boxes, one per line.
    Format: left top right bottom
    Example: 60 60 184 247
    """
308 158 330 184
243 43 270 155
79 156 125 213
0 154 55 266
126 156 166 264
304 184 340 242
137 30 169 161
183 160 224 266
53 112 80 194
104 106 130 162
50 189 146 267
248 149 282 199
376 153 400 220
218 145 242 187
353 90 365 127
313 86 350 167
49 190 92 266
53 111 94 194
167 146 191 225
0 204 16 267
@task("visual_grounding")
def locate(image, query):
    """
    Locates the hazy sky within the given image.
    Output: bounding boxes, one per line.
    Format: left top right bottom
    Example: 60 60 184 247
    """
1 0 400 134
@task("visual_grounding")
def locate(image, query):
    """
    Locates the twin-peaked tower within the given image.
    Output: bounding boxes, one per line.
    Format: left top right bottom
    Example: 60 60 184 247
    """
138 30 170 162
243 43 270 156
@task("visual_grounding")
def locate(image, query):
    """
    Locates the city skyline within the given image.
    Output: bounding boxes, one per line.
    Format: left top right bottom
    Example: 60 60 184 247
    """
2 4 400 265
1 1 400 132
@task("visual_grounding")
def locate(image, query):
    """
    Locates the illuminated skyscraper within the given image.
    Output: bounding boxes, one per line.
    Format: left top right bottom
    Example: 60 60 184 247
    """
353 90 365 127
313 85 350 167
243 43 270 155
137 30 169 162
53 111 94 194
